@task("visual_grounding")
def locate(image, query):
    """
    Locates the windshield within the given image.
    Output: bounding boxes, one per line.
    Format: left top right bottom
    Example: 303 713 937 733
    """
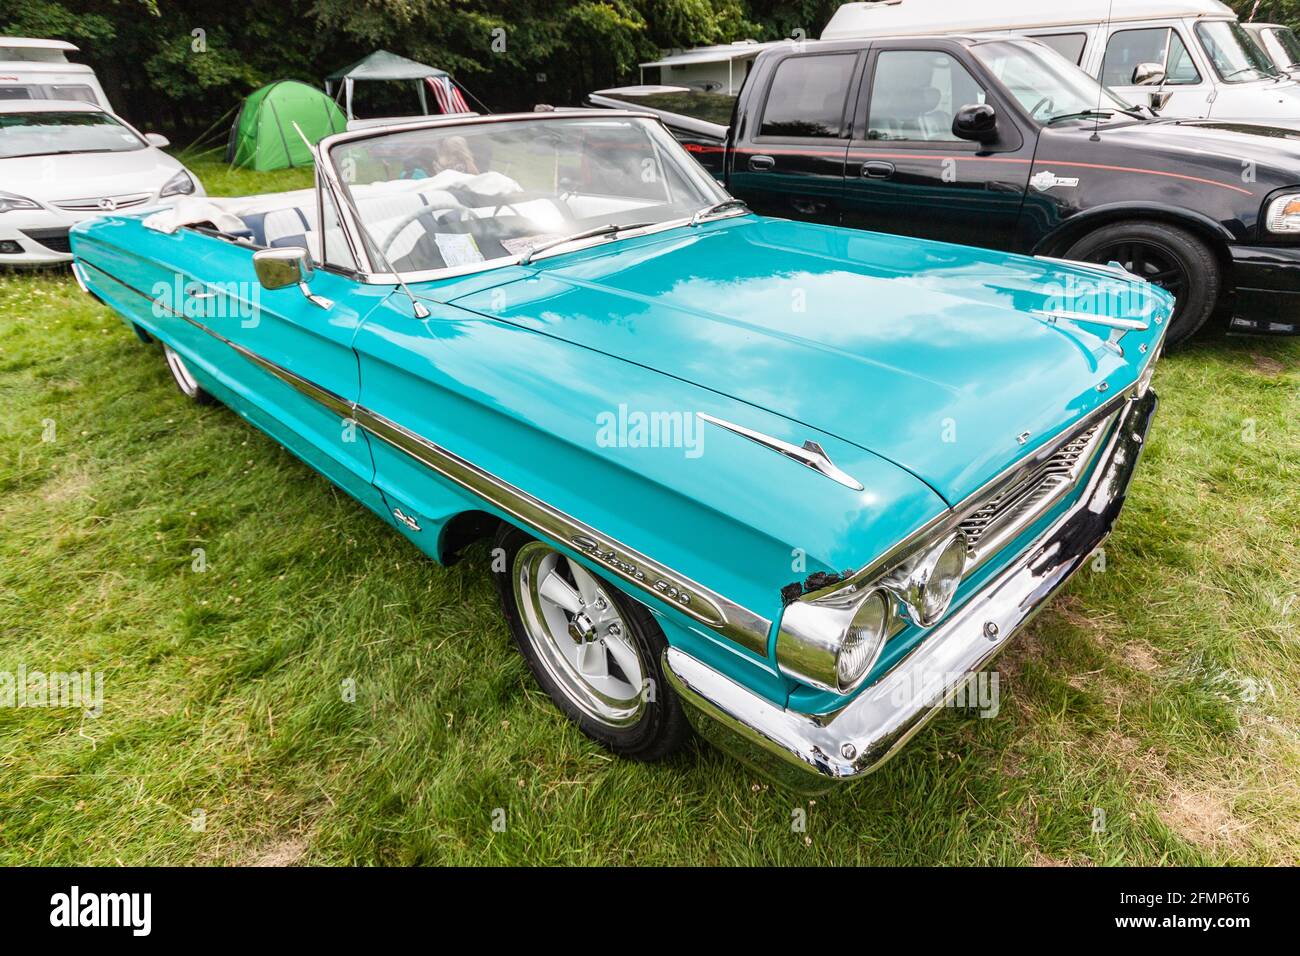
329 116 727 276
0 110 142 159
1267 27 1300 67
971 39 1134 123
1197 20 1276 82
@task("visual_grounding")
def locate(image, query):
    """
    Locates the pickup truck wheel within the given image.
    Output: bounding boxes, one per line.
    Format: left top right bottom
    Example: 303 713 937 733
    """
161 343 214 405
492 525 690 760
1064 222 1221 346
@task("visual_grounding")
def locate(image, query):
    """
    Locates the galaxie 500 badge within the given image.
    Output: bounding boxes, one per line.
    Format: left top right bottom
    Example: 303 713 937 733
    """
1030 170 1081 192
571 534 693 607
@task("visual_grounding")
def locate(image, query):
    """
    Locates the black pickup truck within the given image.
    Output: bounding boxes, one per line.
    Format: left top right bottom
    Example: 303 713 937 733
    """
591 35 1300 344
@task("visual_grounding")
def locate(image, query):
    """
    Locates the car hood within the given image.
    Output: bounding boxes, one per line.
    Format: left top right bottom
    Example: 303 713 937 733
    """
0 148 185 202
448 218 1170 505
1088 116 1300 168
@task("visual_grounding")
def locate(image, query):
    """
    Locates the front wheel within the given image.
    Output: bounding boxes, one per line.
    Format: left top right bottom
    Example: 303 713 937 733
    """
491 525 690 761
1064 221 1221 346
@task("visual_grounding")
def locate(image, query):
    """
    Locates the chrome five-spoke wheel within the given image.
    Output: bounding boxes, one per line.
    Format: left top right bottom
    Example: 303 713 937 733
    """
514 540 646 727
492 525 690 759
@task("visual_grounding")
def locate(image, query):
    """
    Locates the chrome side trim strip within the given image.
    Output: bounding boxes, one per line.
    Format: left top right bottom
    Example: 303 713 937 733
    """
353 405 772 652
77 259 773 655
698 413 865 492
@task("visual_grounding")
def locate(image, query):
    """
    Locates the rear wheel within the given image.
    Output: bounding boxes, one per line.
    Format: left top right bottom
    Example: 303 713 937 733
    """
491 524 690 760
162 343 215 405
1064 221 1221 346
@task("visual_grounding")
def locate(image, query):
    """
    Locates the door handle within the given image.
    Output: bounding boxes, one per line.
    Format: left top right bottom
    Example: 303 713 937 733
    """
748 154 775 171
861 161 895 179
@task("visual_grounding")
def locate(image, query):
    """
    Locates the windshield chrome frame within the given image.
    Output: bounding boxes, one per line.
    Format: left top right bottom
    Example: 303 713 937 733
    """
314 110 735 287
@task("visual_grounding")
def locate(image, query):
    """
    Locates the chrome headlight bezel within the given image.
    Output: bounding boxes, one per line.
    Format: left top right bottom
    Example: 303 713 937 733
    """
776 533 969 694
883 532 969 628
776 587 891 695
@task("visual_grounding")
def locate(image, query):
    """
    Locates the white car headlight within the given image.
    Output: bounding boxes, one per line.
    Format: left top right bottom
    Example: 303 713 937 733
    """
0 191 42 214
159 170 196 199
1265 193 1300 234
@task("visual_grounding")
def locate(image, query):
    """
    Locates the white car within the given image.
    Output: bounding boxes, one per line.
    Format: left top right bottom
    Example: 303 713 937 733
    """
0 100 204 266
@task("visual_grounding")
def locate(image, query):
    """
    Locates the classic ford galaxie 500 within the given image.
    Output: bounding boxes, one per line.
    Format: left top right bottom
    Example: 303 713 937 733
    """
70 111 1171 789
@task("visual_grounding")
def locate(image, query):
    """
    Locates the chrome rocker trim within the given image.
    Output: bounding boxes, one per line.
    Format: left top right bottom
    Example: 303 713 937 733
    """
75 260 773 656
664 390 1158 792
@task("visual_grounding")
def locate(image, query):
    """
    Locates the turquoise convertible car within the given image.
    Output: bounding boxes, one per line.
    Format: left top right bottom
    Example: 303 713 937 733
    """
70 111 1171 789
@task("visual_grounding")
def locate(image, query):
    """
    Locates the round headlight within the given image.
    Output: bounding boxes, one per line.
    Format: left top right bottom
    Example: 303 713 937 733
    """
775 587 892 694
919 535 967 626
887 532 969 628
837 590 889 689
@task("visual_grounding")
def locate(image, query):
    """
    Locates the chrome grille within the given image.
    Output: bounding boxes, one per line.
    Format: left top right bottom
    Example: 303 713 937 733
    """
53 192 152 212
959 415 1114 563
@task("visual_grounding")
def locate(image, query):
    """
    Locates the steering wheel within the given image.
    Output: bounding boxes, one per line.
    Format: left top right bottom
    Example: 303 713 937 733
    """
1029 96 1057 121
379 201 467 260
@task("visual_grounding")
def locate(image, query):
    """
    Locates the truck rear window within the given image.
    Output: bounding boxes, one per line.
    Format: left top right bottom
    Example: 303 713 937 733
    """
759 54 856 138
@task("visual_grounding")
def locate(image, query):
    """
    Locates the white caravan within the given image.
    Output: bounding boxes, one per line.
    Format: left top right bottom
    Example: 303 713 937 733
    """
0 38 113 111
822 0 1300 123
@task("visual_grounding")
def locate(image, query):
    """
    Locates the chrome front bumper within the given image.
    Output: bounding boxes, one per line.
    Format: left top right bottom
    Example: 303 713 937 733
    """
664 390 1158 791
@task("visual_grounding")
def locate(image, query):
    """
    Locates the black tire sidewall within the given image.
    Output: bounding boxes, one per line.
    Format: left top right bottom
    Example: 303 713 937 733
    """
1064 221 1221 346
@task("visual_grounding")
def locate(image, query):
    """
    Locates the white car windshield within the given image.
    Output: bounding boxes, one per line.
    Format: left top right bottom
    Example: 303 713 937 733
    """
0 110 145 159
328 115 728 277
972 39 1136 123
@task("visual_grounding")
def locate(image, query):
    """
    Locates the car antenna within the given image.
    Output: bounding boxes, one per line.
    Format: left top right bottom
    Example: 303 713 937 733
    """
1091 0 1115 142
290 121 432 320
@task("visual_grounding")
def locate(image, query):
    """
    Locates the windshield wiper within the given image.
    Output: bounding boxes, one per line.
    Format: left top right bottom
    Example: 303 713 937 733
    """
1045 110 1116 125
2 147 120 159
690 198 748 225
518 221 656 265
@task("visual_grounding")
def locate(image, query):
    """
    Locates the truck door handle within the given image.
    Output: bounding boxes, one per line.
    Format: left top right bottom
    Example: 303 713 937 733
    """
861 161 895 179
748 154 775 171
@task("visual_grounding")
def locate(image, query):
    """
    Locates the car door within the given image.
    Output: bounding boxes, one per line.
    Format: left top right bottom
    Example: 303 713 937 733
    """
1099 23 1214 118
839 42 1033 251
173 182 392 519
726 49 861 224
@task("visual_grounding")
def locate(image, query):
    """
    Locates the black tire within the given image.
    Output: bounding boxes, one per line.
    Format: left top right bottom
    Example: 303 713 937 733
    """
161 342 215 405
491 524 691 761
1063 220 1221 346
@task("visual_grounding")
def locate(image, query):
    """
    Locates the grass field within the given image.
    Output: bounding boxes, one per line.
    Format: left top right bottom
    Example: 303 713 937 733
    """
1 157 1297 865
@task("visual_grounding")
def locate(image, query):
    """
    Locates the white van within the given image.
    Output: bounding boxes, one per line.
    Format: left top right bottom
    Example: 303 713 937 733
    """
0 38 113 112
822 0 1300 123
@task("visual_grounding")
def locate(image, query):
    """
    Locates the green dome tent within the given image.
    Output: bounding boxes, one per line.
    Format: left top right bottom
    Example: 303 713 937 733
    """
225 80 347 171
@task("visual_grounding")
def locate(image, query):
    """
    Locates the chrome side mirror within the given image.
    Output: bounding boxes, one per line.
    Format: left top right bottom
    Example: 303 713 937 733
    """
1132 62 1166 86
253 247 333 310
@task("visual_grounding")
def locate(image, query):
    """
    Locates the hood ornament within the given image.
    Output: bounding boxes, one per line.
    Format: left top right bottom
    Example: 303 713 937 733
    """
697 413 864 491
